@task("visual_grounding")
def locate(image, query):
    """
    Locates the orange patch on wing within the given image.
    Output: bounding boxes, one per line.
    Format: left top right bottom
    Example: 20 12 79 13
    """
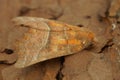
48 21 64 27
54 39 82 45
68 39 82 45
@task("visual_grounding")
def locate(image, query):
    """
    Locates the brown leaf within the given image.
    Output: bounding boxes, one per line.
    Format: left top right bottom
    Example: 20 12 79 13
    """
109 0 120 17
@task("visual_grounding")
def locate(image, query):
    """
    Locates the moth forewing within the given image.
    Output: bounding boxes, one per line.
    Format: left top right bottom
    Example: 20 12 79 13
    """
13 17 94 68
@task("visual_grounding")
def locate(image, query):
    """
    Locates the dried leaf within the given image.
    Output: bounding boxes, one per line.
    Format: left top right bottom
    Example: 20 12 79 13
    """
109 0 120 17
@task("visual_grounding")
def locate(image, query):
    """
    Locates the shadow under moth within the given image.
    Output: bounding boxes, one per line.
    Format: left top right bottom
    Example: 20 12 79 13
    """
12 17 94 68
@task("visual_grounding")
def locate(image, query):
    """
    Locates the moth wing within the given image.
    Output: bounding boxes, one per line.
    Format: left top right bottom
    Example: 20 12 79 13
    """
13 17 68 68
13 17 94 68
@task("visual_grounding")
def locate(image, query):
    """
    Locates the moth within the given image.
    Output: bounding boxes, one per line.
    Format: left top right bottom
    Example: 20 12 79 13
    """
13 17 94 68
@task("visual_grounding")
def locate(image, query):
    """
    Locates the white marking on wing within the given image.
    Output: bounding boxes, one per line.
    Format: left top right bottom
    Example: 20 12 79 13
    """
31 22 51 62
64 27 71 54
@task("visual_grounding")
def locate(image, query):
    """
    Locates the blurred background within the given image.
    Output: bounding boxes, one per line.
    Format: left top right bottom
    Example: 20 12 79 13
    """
0 0 120 80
